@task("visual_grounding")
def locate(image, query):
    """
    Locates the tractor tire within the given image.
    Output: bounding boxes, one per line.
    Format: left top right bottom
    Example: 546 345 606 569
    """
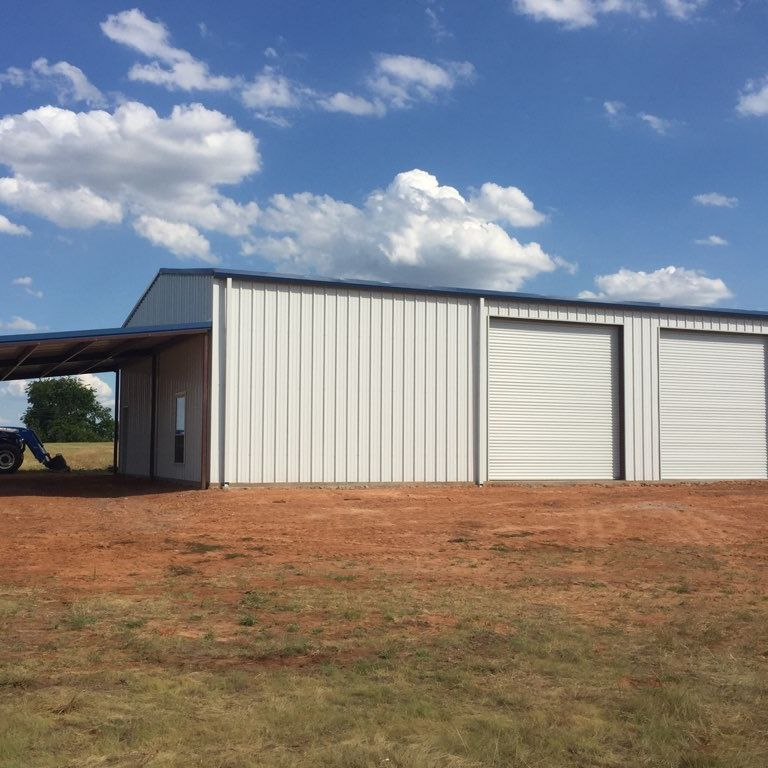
0 445 23 474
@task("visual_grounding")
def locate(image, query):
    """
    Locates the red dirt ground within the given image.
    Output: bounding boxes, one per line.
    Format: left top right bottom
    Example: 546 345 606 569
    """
3 475 767 768
1 475 766 604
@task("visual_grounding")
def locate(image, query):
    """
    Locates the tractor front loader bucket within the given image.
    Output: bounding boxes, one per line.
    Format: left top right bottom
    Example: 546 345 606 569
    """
44 454 70 472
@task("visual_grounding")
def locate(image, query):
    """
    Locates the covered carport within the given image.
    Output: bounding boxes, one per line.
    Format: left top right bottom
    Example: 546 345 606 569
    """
0 322 212 487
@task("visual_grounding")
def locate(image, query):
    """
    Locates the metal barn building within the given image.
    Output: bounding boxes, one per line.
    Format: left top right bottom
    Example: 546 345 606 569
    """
3 266 768 487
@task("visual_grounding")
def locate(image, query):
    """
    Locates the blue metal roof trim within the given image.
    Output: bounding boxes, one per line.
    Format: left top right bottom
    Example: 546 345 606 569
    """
156 267 768 320
0 321 212 346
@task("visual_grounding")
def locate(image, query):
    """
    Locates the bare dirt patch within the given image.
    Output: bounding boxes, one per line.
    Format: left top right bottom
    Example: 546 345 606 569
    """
2 476 766 598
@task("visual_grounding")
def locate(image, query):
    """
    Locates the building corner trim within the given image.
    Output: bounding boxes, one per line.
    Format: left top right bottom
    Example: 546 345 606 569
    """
476 297 488 485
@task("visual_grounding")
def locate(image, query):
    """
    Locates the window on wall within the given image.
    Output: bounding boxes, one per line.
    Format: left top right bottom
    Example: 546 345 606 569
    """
174 393 186 464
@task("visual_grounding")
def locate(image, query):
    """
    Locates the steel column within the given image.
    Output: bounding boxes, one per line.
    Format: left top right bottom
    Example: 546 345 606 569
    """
149 354 157 480
200 332 211 489
113 369 120 474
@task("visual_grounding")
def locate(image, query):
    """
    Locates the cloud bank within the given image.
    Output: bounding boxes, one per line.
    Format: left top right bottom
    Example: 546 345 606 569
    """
245 169 559 290
0 101 261 259
100 10 473 124
579 265 731 306
513 0 706 28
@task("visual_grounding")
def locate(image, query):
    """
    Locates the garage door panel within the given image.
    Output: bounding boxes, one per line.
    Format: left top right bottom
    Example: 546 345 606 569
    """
488 320 621 480
659 331 768 480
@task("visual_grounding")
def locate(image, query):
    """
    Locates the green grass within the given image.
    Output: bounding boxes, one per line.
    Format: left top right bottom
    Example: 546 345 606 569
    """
19 442 113 472
1 536 767 765
1 576 766 767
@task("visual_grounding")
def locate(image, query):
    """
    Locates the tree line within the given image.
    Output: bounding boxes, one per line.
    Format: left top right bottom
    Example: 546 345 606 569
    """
23 378 114 442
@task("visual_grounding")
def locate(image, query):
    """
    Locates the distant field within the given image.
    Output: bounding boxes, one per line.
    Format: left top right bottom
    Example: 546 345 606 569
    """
19 442 113 472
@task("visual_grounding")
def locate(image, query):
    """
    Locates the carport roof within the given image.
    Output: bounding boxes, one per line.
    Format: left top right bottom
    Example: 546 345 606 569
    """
0 322 211 382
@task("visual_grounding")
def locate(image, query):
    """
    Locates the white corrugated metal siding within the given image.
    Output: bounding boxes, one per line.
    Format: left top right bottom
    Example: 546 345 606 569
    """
215 279 476 484
659 331 768 479
488 319 620 480
124 273 213 327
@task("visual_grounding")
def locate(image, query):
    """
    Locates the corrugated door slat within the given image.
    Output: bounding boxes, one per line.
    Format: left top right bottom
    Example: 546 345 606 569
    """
659 331 768 479
488 320 620 480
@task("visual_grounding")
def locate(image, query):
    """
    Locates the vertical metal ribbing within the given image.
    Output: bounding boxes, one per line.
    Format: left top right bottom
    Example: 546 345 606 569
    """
200 332 211 490
149 354 157 481
476 297 487 485
221 277 232 485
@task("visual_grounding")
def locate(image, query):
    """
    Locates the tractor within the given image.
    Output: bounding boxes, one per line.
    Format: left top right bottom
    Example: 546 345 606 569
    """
0 427 69 474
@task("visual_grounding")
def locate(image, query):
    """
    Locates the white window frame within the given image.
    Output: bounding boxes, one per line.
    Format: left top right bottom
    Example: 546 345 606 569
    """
174 391 186 465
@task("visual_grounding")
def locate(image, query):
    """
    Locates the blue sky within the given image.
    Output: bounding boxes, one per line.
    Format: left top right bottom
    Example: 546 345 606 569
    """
1 0 767 423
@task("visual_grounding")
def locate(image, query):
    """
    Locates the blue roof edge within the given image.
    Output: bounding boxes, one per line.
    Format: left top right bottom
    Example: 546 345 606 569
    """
0 321 212 346
155 267 768 321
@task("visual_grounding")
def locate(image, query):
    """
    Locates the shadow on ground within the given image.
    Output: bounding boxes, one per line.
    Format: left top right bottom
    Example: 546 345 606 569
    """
0 472 190 498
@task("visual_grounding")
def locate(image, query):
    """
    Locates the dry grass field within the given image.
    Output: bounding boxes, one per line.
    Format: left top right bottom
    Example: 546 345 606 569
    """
0 475 767 767
19 442 113 472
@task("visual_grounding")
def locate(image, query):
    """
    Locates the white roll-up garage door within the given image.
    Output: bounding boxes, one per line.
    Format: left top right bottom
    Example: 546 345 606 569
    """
488 319 621 480
659 331 768 479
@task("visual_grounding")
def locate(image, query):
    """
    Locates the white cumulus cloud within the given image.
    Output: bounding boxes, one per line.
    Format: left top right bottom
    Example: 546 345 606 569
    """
367 54 474 109
0 213 30 236
579 265 732 306
0 58 105 107
695 235 728 247
76 374 114 408
102 10 472 123
241 69 305 110
661 0 706 20
0 374 114 413
244 169 558 290
133 215 215 262
425 5 453 41
318 92 385 117
0 177 122 228
0 380 28 398
468 182 548 227
603 102 678 134
513 0 603 28
737 76 768 118
239 68 314 124
513 0 704 27
318 54 473 118
0 101 260 256
102 9 234 91
693 192 738 208
11 276 43 298
0 316 41 332
638 111 676 135
603 100 625 118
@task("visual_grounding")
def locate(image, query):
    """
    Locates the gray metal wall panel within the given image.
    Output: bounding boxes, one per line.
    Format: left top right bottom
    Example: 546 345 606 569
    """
220 279 476 484
125 274 213 327
154 336 205 483
119 337 205 483
118 358 151 476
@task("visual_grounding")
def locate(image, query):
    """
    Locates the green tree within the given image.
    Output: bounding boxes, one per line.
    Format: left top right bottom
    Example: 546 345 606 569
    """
23 378 114 442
